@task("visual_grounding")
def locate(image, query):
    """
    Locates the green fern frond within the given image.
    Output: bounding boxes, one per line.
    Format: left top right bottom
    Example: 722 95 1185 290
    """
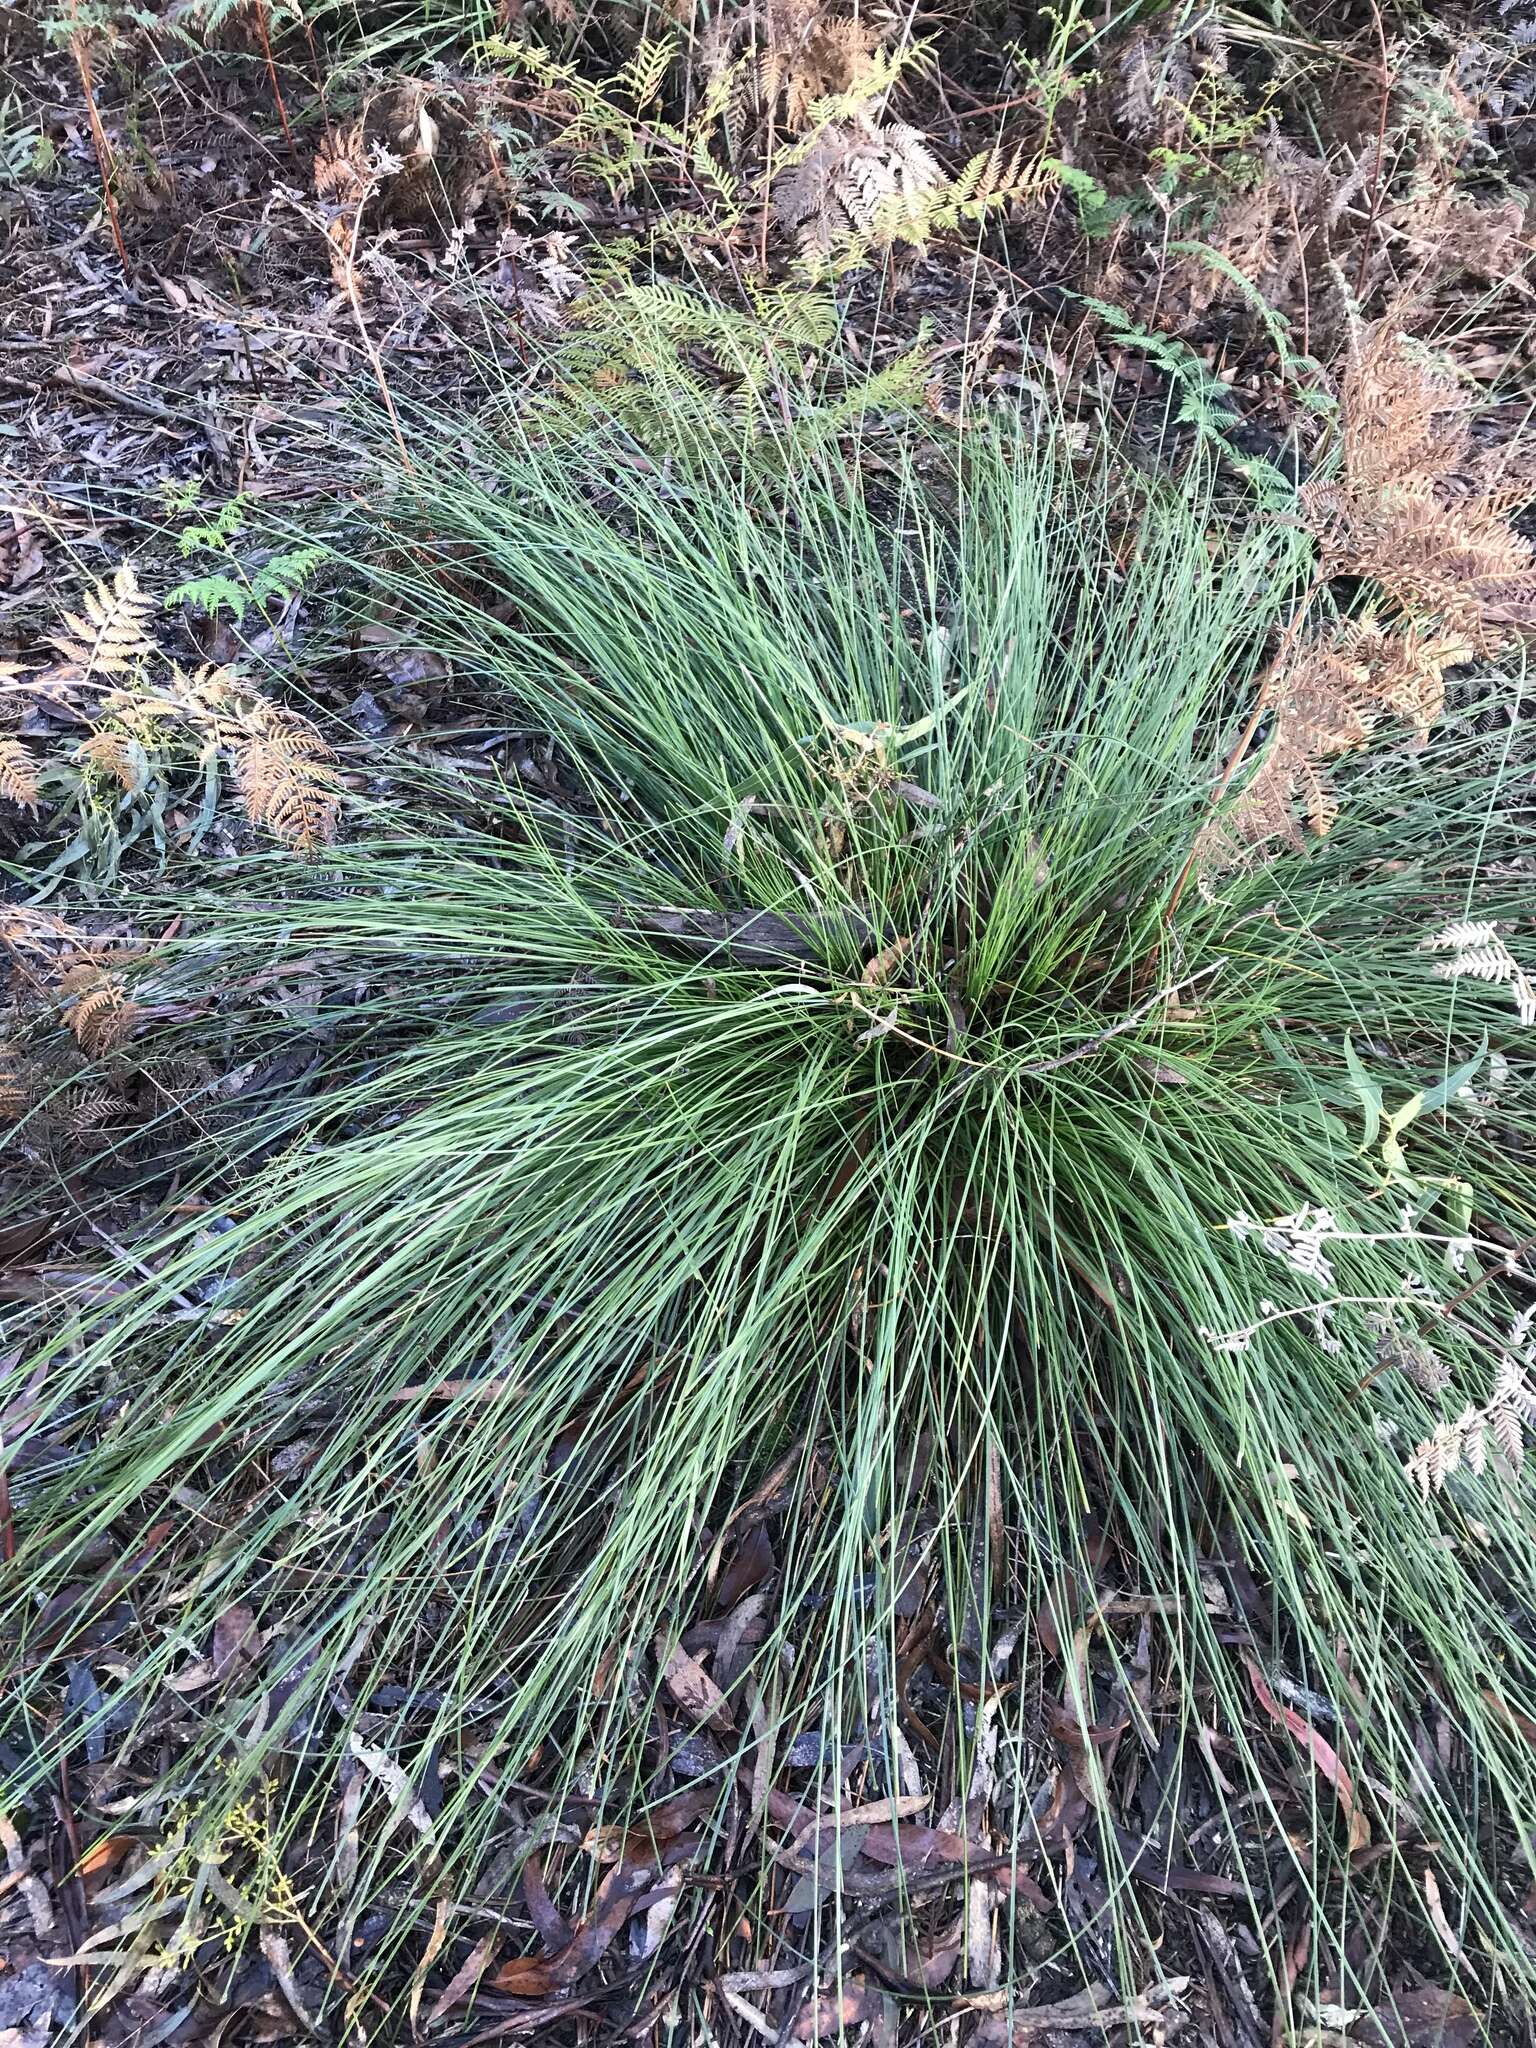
166 546 326 626
748 282 839 351
614 34 676 111
1046 156 1129 237
178 494 249 557
786 345 930 453
945 146 994 211
163 572 252 623
252 545 327 606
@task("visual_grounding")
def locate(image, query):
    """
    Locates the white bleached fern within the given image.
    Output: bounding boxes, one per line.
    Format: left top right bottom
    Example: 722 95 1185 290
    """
48 564 156 682
1420 920 1536 1026
773 116 946 262
1407 1308 1536 1497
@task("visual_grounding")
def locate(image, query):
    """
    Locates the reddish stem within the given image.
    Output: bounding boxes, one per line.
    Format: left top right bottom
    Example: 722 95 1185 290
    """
250 0 295 153
70 29 129 272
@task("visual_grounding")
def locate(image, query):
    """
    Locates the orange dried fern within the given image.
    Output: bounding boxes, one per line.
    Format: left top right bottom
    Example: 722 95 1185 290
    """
77 726 142 790
0 735 42 810
233 702 340 852
1301 321 1536 648
57 959 139 1054
1196 622 1469 872
49 564 156 682
1193 318 1534 884
73 657 341 853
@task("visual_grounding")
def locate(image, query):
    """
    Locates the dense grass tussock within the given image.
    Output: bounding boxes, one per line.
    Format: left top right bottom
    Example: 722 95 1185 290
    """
7 426 1536 2033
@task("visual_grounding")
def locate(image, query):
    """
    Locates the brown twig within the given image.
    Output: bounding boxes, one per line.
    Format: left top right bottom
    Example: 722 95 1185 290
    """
1439 1232 1536 1320
1013 963 1222 1078
343 186 413 473
282 181 413 471
1350 1233 1536 1396
68 24 129 273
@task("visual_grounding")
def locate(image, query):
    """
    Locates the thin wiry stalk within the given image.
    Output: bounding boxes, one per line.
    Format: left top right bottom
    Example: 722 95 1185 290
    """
4 419 1535 2039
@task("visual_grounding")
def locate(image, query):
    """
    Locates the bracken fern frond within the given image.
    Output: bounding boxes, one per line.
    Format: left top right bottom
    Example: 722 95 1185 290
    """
48 563 156 681
1420 920 1536 1026
0 733 42 808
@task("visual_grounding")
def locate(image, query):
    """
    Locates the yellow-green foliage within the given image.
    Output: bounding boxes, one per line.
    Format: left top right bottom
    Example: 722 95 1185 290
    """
149 1769 309 1968
521 273 928 462
485 33 741 221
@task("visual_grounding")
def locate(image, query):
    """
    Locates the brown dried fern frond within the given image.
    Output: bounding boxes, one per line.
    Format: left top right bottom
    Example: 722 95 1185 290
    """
0 734 42 809
1374 1326 1451 1397
140 1053 218 1111
754 1 878 134
234 705 339 851
171 661 243 720
78 726 142 790
1302 320 1536 647
1336 318 1468 499
1330 621 1471 742
314 121 370 212
1158 132 1327 325
237 743 340 850
314 120 372 294
241 698 329 753
1308 482 1536 648
59 1086 123 1137
49 564 156 682
1197 619 1469 875
1390 190 1525 293
1116 30 1190 141
1406 1315 1536 1498
57 960 139 1053
1113 19 1230 148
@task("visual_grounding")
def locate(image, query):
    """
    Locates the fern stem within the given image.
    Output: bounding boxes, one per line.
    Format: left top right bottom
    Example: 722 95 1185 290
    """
68 24 129 274
250 0 296 154
341 181 412 475
1352 0 1392 306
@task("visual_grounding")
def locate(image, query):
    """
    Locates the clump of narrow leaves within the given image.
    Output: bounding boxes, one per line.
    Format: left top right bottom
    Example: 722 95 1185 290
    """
4 424 1536 2035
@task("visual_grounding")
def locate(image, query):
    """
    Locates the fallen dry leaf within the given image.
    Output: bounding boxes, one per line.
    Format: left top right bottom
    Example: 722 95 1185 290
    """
1243 1655 1369 1853
658 1637 735 1731
425 1932 500 2024
212 1601 262 1682
792 1976 880 2039
75 1836 131 1882
1364 1986 1478 2048
492 1857 658 1996
862 934 912 986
